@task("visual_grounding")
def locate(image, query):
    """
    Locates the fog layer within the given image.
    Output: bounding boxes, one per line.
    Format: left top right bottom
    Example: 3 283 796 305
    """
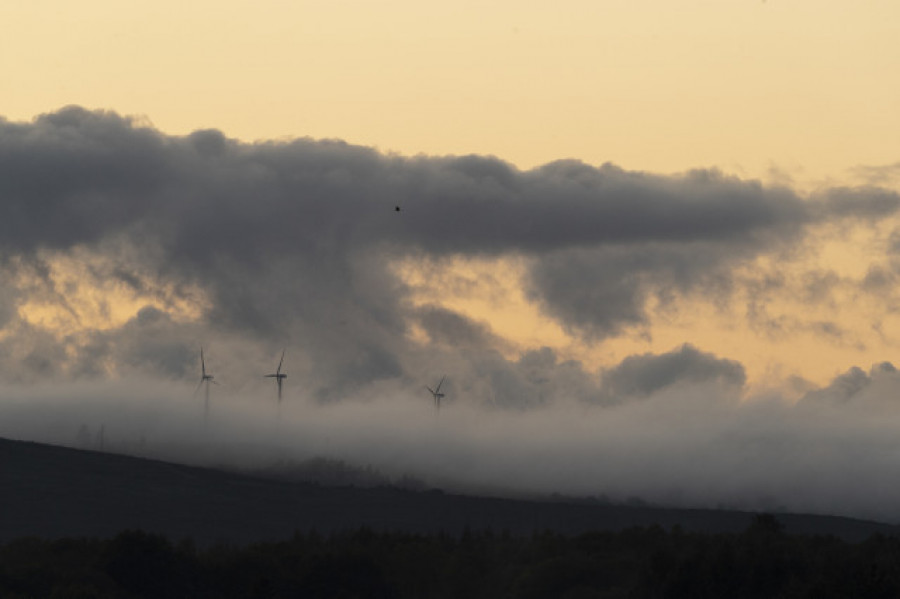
3 367 900 522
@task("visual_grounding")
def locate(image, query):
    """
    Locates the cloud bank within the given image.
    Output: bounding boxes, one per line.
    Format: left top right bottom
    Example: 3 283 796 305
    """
3 106 897 386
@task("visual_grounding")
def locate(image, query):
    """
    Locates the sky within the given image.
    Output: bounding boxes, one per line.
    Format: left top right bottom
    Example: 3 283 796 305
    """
2 1 900 521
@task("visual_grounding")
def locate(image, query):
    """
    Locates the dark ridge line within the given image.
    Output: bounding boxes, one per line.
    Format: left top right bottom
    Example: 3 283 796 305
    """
1 436 896 545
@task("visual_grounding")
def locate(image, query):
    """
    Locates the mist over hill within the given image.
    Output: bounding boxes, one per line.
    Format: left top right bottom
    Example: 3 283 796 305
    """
7 377 900 526
2 436 897 547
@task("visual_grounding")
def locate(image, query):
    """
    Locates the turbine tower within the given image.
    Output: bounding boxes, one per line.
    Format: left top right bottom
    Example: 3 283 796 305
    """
264 349 288 402
195 347 217 419
426 375 446 411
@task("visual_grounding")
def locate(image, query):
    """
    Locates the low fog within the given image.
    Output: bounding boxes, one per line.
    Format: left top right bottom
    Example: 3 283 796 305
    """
3 360 900 524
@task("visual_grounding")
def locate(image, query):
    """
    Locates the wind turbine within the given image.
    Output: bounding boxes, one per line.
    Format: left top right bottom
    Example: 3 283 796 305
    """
195 347 217 419
264 349 287 402
426 375 446 411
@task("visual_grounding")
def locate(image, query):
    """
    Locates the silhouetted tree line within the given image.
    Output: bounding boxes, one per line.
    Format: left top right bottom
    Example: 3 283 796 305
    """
3 515 900 598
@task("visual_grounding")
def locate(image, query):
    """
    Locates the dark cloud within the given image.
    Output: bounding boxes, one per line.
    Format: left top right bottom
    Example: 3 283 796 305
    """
863 265 895 292
887 229 900 255
0 321 69 383
0 106 898 393
813 187 900 222
0 108 170 253
96 306 197 379
0 271 20 328
598 344 746 403
525 242 735 339
811 321 845 341
801 362 898 404
475 346 600 409
415 305 507 351
800 270 840 306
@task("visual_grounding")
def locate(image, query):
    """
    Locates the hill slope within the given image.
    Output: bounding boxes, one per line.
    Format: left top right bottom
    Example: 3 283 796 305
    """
1 437 894 544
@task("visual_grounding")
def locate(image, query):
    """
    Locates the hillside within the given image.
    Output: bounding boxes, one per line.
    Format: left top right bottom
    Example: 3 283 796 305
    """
1 437 894 544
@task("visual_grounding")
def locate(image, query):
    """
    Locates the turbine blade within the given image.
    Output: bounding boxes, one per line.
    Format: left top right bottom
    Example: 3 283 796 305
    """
426 386 435 394
277 349 285 375
435 376 445 393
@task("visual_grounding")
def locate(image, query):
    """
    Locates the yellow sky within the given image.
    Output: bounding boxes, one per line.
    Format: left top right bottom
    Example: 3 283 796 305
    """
3 1 898 186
